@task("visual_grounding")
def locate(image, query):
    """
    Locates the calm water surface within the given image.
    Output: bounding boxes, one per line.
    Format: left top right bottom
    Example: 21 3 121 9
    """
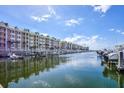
0 52 124 88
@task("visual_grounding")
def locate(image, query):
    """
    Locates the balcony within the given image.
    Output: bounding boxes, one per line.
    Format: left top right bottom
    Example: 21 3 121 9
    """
0 35 5 39
0 41 5 44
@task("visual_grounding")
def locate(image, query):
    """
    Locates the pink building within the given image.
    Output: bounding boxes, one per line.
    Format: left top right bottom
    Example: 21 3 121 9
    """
0 22 22 56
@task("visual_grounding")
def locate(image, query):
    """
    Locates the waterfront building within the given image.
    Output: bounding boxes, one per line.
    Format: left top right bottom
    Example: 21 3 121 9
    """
21 29 30 52
0 22 23 55
0 21 89 56
49 37 60 54
54 38 60 53
34 32 40 52
0 22 7 52
45 35 50 52
39 35 46 52
29 32 35 52
11 27 22 52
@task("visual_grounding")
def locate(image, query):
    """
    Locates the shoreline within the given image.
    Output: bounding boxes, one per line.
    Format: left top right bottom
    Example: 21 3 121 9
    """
0 51 93 62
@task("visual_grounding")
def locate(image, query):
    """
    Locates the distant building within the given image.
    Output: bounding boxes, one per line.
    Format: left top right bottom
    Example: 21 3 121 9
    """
115 44 124 51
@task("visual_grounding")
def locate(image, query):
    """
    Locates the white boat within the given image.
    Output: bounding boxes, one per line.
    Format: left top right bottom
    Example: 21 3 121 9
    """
9 53 24 60
108 53 118 61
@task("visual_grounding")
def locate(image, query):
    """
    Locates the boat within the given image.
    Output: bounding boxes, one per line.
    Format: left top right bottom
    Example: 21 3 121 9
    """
108 52 118 61
9 53 24 60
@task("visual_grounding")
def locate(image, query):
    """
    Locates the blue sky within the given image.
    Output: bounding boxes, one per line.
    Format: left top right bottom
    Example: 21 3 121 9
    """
0 5 124 49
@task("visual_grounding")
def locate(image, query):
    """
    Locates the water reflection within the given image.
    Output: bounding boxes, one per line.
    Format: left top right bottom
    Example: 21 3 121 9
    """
1 52 124 88
65 52 100 69
0 55 68 88
102 63 124 88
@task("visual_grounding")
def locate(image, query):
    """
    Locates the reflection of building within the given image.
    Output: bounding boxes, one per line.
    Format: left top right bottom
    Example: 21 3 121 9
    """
0 55 68 88
102 63 124 88
0 21 89 56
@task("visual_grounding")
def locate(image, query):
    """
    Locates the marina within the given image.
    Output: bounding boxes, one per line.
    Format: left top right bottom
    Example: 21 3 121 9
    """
0 52 124 88
1 5 124 89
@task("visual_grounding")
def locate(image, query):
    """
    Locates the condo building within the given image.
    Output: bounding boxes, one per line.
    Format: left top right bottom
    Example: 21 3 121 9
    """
39 35 46 52
29 32 35 52
0 21 89 56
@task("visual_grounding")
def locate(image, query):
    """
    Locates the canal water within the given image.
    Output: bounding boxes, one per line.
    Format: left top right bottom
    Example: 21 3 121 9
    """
0 52 124 88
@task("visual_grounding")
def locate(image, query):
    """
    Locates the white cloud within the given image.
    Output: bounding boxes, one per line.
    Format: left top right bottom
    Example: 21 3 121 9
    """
65 19 79 26
29 28 48 36
40 33 48 36
48 6 56 15
31 6 60 22
64 34 102 49
109 28 124 35
31 14 51 22
109 28 114 31
116 29 121 33
64 34 111 49
65 18 83 27
92 5 111 14
121 32 124 35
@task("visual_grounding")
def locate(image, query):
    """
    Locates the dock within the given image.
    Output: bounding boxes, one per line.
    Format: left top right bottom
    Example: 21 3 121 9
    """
97 50 124 72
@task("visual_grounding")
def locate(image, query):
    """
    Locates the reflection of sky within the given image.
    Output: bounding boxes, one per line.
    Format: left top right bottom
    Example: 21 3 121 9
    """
63 52 100 69
32 80 51 88
64 74 81 85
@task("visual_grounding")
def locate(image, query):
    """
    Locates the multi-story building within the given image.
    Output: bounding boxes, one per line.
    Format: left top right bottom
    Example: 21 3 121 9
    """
0 21 88 56
0 23 6 52
0 22 22 52
39 35 46 52
29 32 35 52
49 37 59 53
54 38 60 50
45 35 50 50
12 27 22 51
34 32 40 52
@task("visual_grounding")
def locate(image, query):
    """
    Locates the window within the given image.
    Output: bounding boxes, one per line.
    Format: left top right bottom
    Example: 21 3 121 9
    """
11 43 14 47
11 35 14 38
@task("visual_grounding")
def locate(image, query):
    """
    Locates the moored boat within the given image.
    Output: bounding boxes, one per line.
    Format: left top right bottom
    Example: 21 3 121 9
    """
108 52 118 61
9 53 24 60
